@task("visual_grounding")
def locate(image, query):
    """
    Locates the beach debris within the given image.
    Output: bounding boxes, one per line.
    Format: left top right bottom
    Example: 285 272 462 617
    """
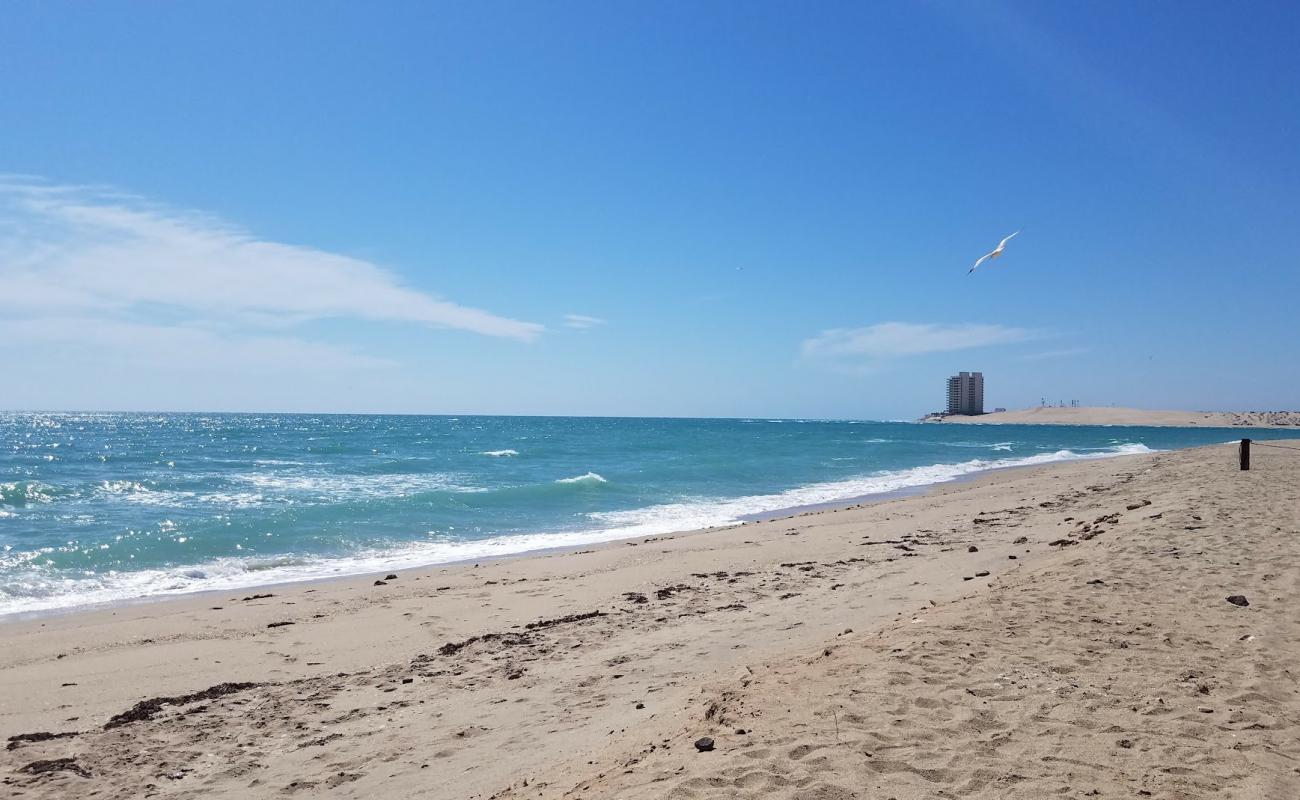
1117 738 1134 749
1197 706 1215 713
524 610 605 630
967 545 979 553
104 682 260 729
1087 579 1106 586
1126 500 1152 510
384 573 398 580
1012 536 1028 544
1048 539 1078 547
1226 595 1250 607
434 631 529 657
240 593 274 601
266 621 295 628
18 757 91 778
373 580 388 586
975 571 990 578
694 736 715 752
6 731 80 751
635 702 645 709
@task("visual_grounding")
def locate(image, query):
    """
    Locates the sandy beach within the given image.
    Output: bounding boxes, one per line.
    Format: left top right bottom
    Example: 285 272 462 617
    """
931 406 1300 428
4 442 1299 799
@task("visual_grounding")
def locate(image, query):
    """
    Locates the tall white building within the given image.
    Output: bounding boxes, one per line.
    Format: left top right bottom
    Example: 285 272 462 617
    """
946 371 984 416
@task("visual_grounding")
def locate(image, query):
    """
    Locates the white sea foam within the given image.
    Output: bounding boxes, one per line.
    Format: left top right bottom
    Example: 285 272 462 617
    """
555 472 607 484
231 472 485 499
585 444 1154 538
481 449 519 457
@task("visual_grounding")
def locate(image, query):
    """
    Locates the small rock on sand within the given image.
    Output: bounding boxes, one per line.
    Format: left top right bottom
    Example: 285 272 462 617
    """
1226 595 1249 607
694 737 715 752
967 545 979 553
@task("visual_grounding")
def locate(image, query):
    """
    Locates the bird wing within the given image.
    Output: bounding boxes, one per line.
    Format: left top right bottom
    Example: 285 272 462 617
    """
997 230 1020 249
969 251 995 273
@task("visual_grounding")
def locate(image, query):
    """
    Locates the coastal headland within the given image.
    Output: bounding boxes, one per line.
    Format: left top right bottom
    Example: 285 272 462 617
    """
930 406 1300 428
4 442 1299 798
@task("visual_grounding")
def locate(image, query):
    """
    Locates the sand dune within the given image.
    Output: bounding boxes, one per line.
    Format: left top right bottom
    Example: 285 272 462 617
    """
932 406 1300 428
4 443 1300 798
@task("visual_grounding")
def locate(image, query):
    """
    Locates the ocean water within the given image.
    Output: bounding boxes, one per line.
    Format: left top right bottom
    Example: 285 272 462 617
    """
2 412 1293 616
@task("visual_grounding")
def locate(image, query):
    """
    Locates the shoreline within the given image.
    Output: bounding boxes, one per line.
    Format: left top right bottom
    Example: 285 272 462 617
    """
5 441 1300 797
1 443 1157 622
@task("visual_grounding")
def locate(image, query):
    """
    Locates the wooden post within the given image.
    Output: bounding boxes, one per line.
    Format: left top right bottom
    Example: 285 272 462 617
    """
1240 438 1251 471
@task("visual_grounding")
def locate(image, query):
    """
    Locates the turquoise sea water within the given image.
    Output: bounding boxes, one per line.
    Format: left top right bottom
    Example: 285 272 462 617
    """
2 412 1295 615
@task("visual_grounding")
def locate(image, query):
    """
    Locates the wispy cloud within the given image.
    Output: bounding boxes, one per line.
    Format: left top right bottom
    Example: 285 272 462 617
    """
802 322 1038 362
0 178 544 367
562 313 607 330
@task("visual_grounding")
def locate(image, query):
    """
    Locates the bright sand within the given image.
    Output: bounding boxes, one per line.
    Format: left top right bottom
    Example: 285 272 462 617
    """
3 442 1299 798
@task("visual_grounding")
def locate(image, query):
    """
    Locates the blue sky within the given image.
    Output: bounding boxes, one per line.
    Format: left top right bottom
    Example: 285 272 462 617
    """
2 1 1298 418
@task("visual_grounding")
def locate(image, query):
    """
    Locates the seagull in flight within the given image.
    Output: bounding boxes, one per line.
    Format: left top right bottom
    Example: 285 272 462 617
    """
968 230 1020 274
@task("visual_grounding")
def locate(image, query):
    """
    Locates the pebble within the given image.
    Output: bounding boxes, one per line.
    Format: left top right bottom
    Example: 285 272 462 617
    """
1226 595 1249 607
694 737 715 752
967 545 979 553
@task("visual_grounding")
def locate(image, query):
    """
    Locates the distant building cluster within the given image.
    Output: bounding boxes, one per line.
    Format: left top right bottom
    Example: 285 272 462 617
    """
947 371 984 416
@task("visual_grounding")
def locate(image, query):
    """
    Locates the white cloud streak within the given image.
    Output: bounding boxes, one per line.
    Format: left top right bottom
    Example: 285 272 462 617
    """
802 322 1038 361
562 313 607 330
0 178 544 345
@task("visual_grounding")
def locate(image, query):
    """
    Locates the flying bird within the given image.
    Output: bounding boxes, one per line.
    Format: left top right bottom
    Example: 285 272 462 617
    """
968 230 1020 274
